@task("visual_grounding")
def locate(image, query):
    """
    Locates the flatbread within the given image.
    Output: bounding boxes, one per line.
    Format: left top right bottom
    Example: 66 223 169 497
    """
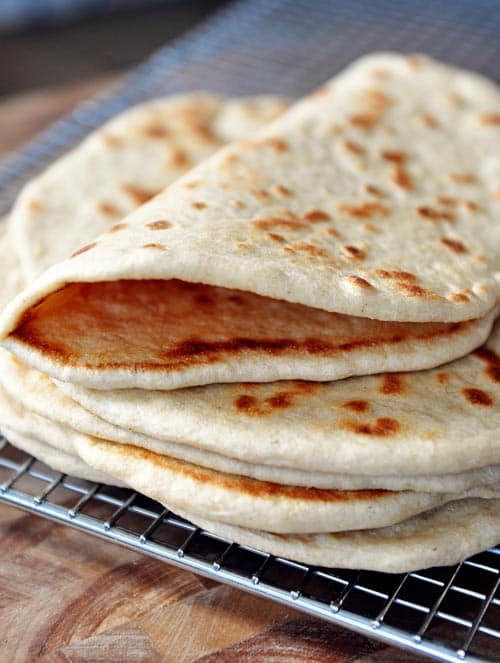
74 436 499 534
2 351 500 492
1 54 499 391
9 93 288 280
60 315 500 477
175 499 500 573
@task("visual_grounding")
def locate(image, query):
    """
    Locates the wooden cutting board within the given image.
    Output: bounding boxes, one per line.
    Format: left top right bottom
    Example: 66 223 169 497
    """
0 79 424 662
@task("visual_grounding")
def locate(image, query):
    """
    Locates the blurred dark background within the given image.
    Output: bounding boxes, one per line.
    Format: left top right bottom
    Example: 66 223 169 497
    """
0 0 230 98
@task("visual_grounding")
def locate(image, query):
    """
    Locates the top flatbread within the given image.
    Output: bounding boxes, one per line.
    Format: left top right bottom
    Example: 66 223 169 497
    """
1 54 499 389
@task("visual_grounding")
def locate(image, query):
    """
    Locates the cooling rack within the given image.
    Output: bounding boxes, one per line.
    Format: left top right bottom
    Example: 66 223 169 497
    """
1 1 500 660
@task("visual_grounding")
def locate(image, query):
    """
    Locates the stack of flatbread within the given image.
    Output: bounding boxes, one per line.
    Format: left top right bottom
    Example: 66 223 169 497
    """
0 53 499 573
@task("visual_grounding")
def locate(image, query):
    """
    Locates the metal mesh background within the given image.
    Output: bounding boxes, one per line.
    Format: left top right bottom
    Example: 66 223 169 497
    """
1 1 500 660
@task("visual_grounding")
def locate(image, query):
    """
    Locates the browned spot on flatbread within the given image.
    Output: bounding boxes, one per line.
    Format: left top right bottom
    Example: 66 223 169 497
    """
71 242 96 258
421 113 439 128
417 206 454 222
341 139 365 155
264 138 288 152
143 124 169 138
251 188 272 202
448 172 475 184
284 242 329 259
436 372 450 385
146 220 171 230
344 417 400 436
184 180 200 189
265 391 294 409
474 347 500 383
191 202 207 210
380 150 406 163
391 163 412 190
463 200 479 212
302 209 331 223
477 113 500 126
253 217 307 232
364 184 385 198
169 148 190 169
373 269 415 282
266 232 286 243
342 400 369 412
102 133 122 148
98 202 120 217
338 201 389 219
187 121 218 144
341 245 366 260
122 184 158 205
345 275 373 289
392 282 439 299
272 184 293 197
380 373 405 395
448 292 469 302
108 223 128 234
10 280 474 375
362 88 392 107
440 237 468 253
141 243 166 250
28 199 42 213
348 114 379 130
462 388 493 406
234 394 259 414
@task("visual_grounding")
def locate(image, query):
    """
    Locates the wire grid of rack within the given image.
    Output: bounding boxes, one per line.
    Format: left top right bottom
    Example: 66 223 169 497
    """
1 0 500 660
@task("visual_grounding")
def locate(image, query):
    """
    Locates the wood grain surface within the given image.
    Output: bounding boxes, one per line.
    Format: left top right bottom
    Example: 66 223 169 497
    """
0 78 427 662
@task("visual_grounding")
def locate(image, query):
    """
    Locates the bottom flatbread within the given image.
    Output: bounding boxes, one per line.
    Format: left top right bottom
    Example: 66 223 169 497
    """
176 499 500 573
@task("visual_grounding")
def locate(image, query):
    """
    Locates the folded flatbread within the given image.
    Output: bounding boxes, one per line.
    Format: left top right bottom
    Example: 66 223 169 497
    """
1 54 499 390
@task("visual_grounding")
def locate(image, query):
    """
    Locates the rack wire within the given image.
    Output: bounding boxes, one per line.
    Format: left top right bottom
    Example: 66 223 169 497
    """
1 1 500 660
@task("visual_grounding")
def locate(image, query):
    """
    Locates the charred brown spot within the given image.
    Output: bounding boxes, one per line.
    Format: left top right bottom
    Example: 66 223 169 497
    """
272 184 293 197
440 237 468 253
265 138 288 152
341 245 366 260
380 150 406 163
437 372 450 385
448 172 475 184
97 202 120 217
373 269 415 282
473 347 500 383
188 122 218 143
253 217 308 232
143 124 169 138
345 275 373 289
463 200 479 212
234 394 259 413
122 184 158 205
146 220 171 230
421 113 439 128
380 373 405 395
341 139 365 155
362 88 392 107
342 399 369 412
338 201 389 219
417 206 454 222
71 242 97 257
184 180 200 189
348 113 379 130
108 222 128 233
266 232 286 243
191 202 207 210
141 243 166 250
302 209 331 222
284 242 329 259
393 282 435 298
265 392 294 409
462 388 493 406
448 292 469 302
326 227 341 238
391 163 412 190
364 184 384 198
170 148 190 169
251 188 273 201
436 196 457 207
344 417 400 436
477 113 500 126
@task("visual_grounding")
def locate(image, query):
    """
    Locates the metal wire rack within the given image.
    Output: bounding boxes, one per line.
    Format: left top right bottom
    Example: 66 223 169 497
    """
1 1 500 660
